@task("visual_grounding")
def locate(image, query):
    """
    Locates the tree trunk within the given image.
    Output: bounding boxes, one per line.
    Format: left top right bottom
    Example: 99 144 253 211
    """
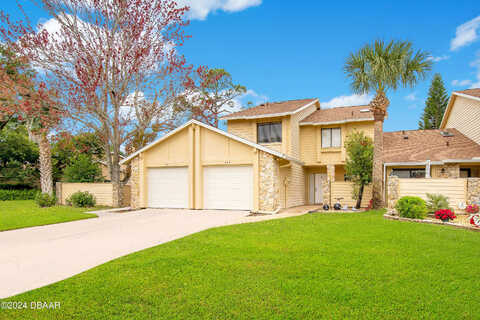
355 183 365 209
110 150 122 208
369 91 389 209
31 131 54 195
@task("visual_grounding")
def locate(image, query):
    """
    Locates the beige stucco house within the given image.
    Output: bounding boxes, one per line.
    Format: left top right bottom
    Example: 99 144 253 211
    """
120 88 480 212
121 99 376 212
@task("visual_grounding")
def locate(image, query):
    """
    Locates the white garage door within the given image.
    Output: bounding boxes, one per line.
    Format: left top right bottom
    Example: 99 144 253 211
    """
203 165 253 210
148 167 188 208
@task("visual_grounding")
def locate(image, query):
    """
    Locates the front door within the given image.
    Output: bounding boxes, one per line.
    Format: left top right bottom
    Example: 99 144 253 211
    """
309 173 326 204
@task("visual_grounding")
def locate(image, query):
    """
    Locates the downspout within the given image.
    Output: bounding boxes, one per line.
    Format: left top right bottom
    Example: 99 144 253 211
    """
383 163 387 203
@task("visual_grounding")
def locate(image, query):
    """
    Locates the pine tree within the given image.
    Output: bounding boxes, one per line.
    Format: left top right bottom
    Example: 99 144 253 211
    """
419 74 449 129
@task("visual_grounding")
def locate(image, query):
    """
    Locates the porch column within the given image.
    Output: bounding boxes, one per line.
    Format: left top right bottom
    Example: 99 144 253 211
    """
327 164 335 182
426 160 431 179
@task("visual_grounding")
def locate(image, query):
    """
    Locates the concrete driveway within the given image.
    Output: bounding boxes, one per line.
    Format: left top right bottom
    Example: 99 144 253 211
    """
0 208 255 298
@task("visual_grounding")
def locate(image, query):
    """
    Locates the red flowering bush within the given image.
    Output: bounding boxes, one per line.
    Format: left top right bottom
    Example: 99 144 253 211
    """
434 209 456 222
466 204 479 214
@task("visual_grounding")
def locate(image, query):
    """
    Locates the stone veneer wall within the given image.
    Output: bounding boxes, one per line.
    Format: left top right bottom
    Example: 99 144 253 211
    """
258 151 280 212
467 178 480 205
387 175 399 209
129 156 141 209
321 174 330 205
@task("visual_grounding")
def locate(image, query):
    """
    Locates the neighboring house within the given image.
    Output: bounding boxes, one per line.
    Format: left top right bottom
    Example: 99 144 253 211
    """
440 88 480 145
98 156 127 182
384 128 480 179
383 88 480 210
121 98 376 212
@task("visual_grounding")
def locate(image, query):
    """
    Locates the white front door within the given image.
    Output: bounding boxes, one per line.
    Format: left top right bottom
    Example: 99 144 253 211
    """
148 167 189 208
203 165 253 210
309 173 325 204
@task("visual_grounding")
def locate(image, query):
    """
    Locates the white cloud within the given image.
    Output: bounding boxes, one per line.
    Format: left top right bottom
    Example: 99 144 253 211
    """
427 55 450 62
229 89 268 112
452 79 473 87
405 93 416 101
177 0 262 20
451 15 480 51
470 53 480 88
321 93 372 109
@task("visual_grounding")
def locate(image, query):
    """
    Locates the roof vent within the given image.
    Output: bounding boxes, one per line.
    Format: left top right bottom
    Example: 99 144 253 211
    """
440 131 454 137
360 108 370 113
402 130 408 139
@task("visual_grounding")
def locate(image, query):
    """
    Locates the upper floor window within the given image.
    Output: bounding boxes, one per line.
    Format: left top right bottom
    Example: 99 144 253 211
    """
257 122 282 143
321 128 341 148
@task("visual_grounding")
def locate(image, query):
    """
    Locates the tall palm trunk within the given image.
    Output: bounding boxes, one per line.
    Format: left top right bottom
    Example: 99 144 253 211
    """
369 91 389 209
29 130 54 195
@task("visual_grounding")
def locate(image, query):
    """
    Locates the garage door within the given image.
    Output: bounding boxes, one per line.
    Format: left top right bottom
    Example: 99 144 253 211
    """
203 165 253 210
148 167 188 208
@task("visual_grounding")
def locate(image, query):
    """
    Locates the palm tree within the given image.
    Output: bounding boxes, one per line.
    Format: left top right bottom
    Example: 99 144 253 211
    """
345 40 432 208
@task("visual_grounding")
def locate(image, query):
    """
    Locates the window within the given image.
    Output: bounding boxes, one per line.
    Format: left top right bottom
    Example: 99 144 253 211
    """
321 128 341 148
460 168 471 178
390 168 426 179
257 122 282 143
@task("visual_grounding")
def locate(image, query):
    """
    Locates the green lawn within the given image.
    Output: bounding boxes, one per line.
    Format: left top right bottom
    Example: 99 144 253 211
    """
0 200 98 231
2 210 480 319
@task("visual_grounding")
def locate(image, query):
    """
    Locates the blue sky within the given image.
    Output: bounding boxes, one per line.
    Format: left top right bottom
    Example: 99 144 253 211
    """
5 0 480 131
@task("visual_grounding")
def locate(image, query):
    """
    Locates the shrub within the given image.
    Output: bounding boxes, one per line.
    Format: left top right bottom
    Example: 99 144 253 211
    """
395 196 427 219
35 192 57 207
434 209 456 221
67 191 96 208
466 204 479 214
0 189 40 201
426 193 450 213
63 154 104 183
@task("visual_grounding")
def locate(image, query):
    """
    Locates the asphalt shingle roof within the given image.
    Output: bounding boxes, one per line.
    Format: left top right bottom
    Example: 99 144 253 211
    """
455 88 480 99
221 98 317 119
383 128 480 163
300 105 374 124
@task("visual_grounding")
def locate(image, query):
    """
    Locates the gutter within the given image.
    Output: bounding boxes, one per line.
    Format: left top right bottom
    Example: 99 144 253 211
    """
384 159 480 166
299 117 374 126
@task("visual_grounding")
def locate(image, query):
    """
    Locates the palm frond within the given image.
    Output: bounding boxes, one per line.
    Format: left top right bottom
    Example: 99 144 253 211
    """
344 39 432 95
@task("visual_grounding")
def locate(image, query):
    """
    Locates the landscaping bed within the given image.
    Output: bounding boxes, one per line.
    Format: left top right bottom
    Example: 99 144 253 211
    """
384 212 480 232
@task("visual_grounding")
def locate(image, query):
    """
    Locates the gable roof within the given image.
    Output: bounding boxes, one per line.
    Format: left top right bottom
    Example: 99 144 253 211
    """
383 128 480 163
455 88 480 99
220 98 318 120
120 119 303 165
440 88 480 128
299 105 374 125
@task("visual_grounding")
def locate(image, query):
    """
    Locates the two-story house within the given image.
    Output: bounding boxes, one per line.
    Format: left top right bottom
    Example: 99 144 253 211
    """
122 98 376 213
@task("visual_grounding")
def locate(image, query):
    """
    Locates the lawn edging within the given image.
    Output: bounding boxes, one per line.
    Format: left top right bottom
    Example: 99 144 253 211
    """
383 212 480 232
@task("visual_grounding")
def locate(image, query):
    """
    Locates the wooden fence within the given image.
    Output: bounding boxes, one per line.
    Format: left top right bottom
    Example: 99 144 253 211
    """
397 178 466 210
56 182 130 207
330 182 372 208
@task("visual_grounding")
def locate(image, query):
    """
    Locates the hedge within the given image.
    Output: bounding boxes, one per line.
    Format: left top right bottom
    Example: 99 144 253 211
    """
0 189 40 201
